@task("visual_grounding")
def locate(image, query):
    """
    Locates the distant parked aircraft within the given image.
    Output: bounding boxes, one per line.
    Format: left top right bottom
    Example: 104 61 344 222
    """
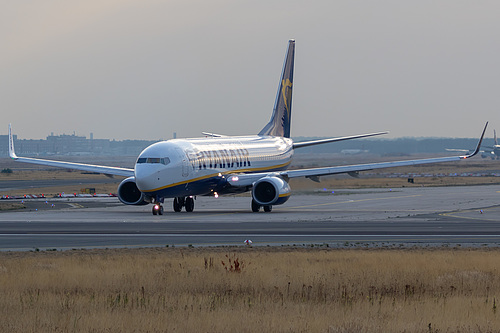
341 149 369 155
482 130 500 159
447 129 498 159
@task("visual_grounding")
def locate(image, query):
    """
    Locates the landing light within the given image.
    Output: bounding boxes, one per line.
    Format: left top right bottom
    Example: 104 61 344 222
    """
154 204 160 210
214 192 219 198
232 176 239 181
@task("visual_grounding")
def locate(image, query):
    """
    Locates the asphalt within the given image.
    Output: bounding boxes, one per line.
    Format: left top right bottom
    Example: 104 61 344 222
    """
0 178 120 192
1 185 500 251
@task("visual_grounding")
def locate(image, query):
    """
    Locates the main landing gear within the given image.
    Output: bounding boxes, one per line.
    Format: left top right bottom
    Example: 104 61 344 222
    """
173 196 195 212
251 199 272 213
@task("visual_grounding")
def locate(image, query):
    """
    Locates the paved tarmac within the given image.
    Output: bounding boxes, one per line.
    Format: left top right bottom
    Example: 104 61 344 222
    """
0 178 120 193
1 185 500 250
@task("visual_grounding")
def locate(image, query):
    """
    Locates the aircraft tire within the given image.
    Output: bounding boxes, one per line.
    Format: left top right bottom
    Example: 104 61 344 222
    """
263 205 272 212
152 206 158 215
251 200 260 212
173 198 182 212
159 206 164 215
185 197 194 212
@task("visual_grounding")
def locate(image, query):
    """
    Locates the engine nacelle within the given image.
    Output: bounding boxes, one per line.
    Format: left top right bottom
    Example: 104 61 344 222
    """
252 176 291 206
117 177 150 205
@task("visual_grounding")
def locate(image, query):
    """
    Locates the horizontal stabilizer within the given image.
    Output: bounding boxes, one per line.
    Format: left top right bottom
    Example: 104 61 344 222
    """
293 131 388 149
201 132 227 137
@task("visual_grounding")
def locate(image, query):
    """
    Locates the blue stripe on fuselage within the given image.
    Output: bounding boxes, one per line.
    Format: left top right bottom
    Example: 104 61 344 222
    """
143 162 290 198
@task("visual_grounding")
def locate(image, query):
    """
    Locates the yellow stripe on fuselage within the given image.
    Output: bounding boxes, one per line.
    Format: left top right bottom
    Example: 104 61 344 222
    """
142 161 291 193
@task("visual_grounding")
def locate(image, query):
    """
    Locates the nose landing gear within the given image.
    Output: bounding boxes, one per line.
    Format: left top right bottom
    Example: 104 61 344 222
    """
152 204 164 215
152 196 164 215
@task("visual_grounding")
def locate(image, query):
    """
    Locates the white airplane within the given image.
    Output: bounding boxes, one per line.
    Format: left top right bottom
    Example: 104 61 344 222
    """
482 129 500 159
9 40 487 215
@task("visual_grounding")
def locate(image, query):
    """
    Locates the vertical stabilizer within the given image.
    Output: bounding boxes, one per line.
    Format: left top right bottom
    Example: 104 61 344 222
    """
259 39 295 138
495 129 498 145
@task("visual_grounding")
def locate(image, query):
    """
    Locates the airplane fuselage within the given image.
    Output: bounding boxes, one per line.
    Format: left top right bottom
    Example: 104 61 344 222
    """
135 135 294 199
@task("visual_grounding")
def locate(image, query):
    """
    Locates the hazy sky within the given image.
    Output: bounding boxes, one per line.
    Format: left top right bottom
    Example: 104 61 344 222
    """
2 1 499 140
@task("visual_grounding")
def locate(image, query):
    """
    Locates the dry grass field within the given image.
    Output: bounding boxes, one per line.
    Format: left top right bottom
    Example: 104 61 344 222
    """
1 247 500 332
0 202 25 211
2 157 500 331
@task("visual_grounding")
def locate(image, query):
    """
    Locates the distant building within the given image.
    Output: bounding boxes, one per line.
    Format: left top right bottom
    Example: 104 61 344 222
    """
0 132 156 157
0 132 490 157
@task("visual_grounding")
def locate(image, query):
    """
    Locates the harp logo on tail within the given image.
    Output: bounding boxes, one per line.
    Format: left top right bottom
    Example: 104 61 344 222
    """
281 79 292 127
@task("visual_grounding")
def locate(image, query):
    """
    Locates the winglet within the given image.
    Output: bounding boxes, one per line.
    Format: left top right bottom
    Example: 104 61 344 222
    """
8 124 18 160
463 122 488 159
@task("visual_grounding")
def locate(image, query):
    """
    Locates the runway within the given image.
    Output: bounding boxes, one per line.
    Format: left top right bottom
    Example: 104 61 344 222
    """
0 178 120 193
1 185 500 250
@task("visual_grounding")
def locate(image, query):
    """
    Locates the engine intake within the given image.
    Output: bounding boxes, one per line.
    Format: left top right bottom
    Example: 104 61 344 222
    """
117 177 150 205
252 176 291 206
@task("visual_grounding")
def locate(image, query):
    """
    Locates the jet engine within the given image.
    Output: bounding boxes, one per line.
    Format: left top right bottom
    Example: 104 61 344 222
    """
117 177 150 205
252 176 291 206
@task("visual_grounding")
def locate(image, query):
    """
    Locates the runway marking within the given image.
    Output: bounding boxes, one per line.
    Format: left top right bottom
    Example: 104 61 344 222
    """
440 208 500 221
172 212 239 220
68 203 84 209
288 194 422 210
2 233 500 238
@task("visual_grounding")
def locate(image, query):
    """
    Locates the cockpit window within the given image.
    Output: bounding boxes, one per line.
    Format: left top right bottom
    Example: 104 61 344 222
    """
137 157 170 165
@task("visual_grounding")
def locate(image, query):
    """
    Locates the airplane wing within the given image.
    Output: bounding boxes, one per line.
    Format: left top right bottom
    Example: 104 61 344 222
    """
228 122 488 187
8 124 135 177
293 131 388 149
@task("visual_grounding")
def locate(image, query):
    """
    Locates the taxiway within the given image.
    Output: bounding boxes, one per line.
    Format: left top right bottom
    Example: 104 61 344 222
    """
1 185 500 250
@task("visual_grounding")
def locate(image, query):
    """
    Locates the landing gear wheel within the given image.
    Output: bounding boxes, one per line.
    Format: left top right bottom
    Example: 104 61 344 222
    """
251 200 260 212
263 205 272 212
152 204 163 215
185 197 194 212
173 198 182 212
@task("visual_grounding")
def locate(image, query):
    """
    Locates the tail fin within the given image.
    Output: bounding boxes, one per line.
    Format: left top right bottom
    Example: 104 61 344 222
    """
495 129 498 145
259 39 295 138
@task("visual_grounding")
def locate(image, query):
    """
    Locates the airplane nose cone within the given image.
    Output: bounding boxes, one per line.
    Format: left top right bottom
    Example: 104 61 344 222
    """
135 164 158 192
